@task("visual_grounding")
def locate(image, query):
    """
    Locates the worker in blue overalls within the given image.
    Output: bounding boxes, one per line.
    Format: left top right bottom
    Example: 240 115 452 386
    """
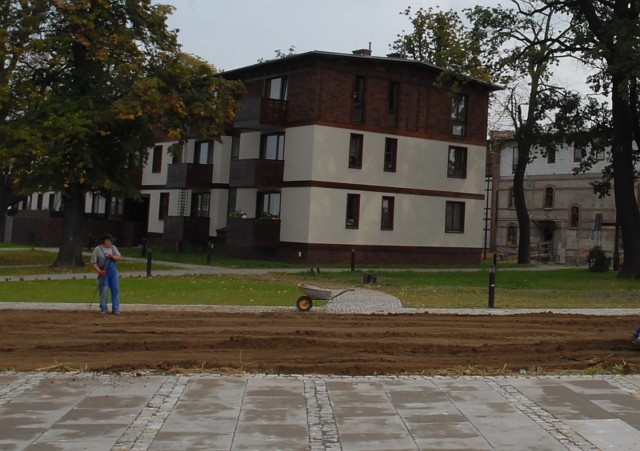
91 233 123 315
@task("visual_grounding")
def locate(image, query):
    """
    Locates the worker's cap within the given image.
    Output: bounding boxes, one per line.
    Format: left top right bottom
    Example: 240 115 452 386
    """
101 233 116 243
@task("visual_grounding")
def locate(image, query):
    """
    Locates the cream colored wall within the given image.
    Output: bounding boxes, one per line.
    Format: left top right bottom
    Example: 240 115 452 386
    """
283 125 486 194
209 189 228 235
234 188 257 218
280 187 484 247
143 189 182 234
238 132 261 159
213 139 231 184
280 125 486 248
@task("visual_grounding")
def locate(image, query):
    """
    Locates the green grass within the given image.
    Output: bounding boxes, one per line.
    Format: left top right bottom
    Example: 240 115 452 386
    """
0 249 180 275
0 274 299 305
2 247 640 309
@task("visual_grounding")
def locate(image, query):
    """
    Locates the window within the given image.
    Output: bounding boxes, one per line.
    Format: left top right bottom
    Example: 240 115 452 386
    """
152 145 163 173
594 213 603 232
191 192 210 218
574 147 586 162
194 141 213 164
172 146 183 164
388 82 399 128
260 133 285 160
48 194 56 211
447 146 467 178
349 134 363 168
113 198 124 216
445 201 465 233
91 195 100 214
451 94 467 137
596 149 605 161
158 192 169 220
257 192 281 218
507 224 517 247
508 187 515 208
547 149 556 164
346 194 360 229
570 206 580 228
544 187 554 209
384 138 397 172
265 76 288 100
352 76 365 123
512 147 519 173
381 196 395 230
227 188 237 215
36 194 43 210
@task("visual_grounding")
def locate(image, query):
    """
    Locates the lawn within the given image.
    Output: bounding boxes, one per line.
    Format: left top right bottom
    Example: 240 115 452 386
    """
1 247 640 309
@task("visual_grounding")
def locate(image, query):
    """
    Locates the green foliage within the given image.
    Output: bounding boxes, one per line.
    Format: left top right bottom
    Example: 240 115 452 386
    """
0 1 243 265
587 246 612 272
393 6 491 83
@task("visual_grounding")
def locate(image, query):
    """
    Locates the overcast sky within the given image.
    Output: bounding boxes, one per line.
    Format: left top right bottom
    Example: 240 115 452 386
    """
156 0 503 71
155 0 593 96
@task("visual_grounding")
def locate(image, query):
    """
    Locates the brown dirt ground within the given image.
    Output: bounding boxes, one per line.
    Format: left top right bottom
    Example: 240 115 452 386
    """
2 309 640 375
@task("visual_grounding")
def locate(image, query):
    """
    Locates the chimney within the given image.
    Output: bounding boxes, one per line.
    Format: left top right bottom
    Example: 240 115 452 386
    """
352 48 372 56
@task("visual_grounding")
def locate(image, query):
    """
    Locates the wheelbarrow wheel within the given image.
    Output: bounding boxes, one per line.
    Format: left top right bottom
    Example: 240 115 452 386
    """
296 296 313 312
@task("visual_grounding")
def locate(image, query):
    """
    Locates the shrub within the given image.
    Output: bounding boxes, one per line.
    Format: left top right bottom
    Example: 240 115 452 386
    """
587 246 611 272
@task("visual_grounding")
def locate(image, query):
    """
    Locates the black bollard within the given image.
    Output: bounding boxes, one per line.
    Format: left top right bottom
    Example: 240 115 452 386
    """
351 248 356 272
146 249 152 277
488 265 496 308
141 238 146 257
206 242 213 265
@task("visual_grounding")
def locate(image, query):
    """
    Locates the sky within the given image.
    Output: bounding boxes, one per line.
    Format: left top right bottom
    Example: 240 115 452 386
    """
155 0 502 72
154 0 594 100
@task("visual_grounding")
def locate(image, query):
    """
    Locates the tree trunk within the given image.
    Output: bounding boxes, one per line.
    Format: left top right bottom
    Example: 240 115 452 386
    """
0 182 11 242
53 183 86 267
611 76 640 279
514 144 531 264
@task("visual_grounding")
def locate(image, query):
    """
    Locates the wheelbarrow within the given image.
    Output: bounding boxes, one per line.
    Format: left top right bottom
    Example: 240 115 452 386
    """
296 284 356 312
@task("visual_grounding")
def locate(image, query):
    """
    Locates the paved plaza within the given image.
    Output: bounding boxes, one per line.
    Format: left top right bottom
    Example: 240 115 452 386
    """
3 371 640 450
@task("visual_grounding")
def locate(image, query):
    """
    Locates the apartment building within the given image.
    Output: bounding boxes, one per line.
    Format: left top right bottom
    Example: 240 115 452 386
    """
489 132 620 264
141 50 499 264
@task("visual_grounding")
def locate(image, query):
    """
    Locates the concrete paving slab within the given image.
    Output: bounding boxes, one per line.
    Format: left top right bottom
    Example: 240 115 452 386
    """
565 418 640 450
3 372 640 450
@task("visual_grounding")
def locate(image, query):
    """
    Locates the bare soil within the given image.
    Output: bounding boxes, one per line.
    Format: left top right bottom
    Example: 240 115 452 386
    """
2 309 640 375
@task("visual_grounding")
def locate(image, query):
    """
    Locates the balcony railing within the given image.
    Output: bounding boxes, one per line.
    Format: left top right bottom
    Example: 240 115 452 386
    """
235 97 288 129
225 218 281 248
229 159 284 188
166 163 213 189
163 216 210 241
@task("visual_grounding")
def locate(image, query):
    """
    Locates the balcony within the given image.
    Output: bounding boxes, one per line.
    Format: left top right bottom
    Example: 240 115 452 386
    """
166 163 213 189
235 98 288 129
229 159 284 188
225 218 281 248
163 216 210 241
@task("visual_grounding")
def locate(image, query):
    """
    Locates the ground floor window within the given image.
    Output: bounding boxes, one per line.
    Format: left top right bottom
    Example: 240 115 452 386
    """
346 194 360 229
158 192 169 220
258 192 281 218
445 201 465 233
191 192 210 218
570 206 580 228
507 224 517 247
381 196 394 230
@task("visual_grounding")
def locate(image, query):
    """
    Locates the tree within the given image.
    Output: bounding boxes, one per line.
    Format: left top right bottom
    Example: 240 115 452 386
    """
8 1 243 266
392 7 492 83
467 1 577 263
394 2 575 264
0 1 49 241
556 0 640 279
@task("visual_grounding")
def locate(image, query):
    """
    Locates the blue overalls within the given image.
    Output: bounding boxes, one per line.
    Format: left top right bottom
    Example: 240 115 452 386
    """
98 246 120 313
